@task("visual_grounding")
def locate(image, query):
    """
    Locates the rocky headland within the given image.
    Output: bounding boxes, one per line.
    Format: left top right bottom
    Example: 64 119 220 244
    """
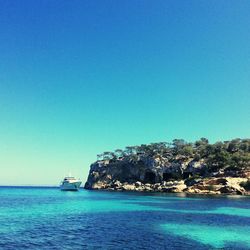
84 138 250 195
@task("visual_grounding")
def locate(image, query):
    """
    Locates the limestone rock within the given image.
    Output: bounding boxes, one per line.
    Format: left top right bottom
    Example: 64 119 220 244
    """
135 181 142 187
84 156 249 195
122 184 136 191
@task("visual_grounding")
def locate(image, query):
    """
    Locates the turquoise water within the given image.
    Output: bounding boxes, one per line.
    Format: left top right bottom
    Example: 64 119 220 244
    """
0 187 249 249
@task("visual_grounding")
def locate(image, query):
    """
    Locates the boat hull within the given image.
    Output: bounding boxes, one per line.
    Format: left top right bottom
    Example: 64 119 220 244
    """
60 181 82 191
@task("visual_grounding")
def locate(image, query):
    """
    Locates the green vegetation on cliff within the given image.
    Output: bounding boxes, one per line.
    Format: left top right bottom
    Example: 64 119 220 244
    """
97 138 250 175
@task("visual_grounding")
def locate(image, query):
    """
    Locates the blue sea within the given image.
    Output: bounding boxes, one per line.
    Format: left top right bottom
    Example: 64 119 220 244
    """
0 187 250 249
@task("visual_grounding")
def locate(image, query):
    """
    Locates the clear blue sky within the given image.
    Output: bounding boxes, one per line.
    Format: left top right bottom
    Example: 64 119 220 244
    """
0 0 249 185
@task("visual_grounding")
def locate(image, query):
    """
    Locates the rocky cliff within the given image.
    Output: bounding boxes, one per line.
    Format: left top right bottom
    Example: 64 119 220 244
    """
84 139 250 195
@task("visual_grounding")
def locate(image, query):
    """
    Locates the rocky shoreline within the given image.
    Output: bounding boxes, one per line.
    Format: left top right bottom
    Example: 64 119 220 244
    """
85 177 249 195
84 139 250 195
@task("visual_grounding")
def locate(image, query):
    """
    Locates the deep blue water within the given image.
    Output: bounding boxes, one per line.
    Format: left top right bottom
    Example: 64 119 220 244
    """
0 187 250 249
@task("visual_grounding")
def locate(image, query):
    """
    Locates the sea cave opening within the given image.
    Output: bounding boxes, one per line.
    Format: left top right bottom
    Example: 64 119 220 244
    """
183 172 192 179
144 171 156 184
163 173 173 181
163 172 181 181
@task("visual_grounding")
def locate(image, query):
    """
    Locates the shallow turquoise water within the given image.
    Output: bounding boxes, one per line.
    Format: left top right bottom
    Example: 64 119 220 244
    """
0 187 249 249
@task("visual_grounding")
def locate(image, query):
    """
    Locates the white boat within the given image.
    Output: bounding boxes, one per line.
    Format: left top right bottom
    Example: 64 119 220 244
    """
60 176 82 191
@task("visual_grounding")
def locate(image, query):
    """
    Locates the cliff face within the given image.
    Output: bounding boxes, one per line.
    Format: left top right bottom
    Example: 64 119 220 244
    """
84 156 249 195
84 139 250 195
